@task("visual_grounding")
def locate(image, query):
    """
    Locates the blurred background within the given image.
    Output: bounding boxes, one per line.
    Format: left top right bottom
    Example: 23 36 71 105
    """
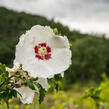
0 0 109 109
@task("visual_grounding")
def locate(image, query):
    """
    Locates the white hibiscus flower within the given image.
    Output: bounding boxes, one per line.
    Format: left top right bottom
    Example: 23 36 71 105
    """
15 78 49 104
14 25 72 78
15 78 50 104
16 78 49 104
6 67 50 104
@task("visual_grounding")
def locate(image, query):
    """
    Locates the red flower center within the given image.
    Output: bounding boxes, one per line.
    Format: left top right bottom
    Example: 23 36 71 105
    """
34 42 52 60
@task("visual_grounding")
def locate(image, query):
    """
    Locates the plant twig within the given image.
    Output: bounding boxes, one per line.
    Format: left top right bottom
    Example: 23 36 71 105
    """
0 74 15 87
6 100 9 109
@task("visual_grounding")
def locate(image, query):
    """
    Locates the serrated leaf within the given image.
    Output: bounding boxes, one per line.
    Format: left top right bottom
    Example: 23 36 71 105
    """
26 79 35 90
35 83 46 104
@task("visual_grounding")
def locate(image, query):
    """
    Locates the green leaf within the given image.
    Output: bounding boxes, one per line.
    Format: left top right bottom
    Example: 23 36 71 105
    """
47 74 63 92
0 63 8 83
10 89 17 98
35 83 46 104
82 87 102 104
0 63 6 73
26 79 35 90
53 28 61 36
54 74 62 81
53 28 58 35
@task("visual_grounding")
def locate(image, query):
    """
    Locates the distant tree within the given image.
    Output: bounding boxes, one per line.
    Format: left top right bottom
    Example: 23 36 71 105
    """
68 37 106 82
103 38 109 75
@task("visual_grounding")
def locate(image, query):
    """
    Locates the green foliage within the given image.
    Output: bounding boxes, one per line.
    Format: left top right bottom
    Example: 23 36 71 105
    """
53 28 61 36
35 83 46 104
82 88 102 104
100 88 109 103
0 63 48 108
0 63 8 83
79 97 97 109
99 74 109 104
66 37 107 83
1 77 109 109
80 74 109 109
26 79 35 90
48 74 63 92
0 63 18 108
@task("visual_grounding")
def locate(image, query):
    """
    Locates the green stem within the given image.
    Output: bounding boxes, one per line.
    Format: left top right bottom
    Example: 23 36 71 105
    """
96 103 100 109
0 75 15 87
6 101 9 109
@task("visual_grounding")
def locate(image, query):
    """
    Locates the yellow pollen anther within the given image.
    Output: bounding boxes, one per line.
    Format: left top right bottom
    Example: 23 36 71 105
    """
39 47 47 55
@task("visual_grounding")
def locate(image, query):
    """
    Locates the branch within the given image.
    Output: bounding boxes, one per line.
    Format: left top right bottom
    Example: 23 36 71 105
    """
0 74 15 87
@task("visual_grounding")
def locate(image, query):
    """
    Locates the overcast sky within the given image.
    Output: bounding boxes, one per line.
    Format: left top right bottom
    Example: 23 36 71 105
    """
0 0 109 37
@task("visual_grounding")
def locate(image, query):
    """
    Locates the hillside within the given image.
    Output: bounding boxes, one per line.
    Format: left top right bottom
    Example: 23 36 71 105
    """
0 7 86 40
0 7 109 83
0 7 87 66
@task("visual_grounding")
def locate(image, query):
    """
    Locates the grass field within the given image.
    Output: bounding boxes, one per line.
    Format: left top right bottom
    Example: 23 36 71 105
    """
0 81 102 109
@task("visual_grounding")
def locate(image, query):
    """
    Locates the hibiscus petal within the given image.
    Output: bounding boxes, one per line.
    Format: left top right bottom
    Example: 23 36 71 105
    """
44 48 72 77
37 78 50 90
15 86 35 104
48 36 70 49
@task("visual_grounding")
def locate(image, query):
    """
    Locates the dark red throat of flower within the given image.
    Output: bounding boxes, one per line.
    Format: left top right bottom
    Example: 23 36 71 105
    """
34 42 51 60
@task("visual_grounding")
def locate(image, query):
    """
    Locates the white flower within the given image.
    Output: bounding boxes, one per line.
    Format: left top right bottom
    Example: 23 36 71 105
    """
15 78 50 104
6 67 50 104
15 86 35 104
14 25 72 78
